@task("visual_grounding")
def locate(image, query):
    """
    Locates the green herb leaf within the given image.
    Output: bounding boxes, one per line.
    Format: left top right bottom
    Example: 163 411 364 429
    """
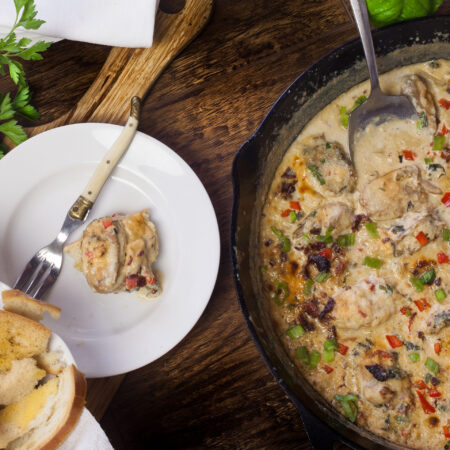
425 356 439 375
307 165 325 185
0 93 15 121
0 119 27 144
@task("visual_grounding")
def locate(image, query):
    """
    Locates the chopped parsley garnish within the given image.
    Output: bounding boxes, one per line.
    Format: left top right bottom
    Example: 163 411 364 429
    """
307 165 325 185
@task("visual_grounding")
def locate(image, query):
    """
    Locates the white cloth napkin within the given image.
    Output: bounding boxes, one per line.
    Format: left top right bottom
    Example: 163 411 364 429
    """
0 0 158 47
60 408 113 450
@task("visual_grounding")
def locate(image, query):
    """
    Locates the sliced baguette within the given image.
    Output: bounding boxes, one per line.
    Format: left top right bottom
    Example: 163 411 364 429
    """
2 290 61 321
0 365 86 450
0 358 46 406
34 351 66 375
0 310 51 372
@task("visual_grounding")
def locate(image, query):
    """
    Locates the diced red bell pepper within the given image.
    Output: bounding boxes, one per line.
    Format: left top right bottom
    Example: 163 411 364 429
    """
415 231 428 246
438 123 449 136
428 389 441 398
413 380 427 390
416 390 436 414
281 209 291 217
125 274 138 290
147 276 156 285
439 98 450 110
386 335 403 348
102 219 114 229
337 343 348 355
322 365 333 374
289 201 301 211
400 306 412 316
434 342 441 355
443 426 450 439
437 252 449 264
402 150 415 161
442 192 450 207
319 248 332 259
414 298 430 312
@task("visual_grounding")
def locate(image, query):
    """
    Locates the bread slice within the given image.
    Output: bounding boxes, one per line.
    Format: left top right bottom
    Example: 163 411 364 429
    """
0 358 46 407
0 365 86 450
2 290 61 321
34 351 66 375
0 310 51 372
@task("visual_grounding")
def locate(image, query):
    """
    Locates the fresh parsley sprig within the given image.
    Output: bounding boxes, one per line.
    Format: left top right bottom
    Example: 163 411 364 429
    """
0 0 51 156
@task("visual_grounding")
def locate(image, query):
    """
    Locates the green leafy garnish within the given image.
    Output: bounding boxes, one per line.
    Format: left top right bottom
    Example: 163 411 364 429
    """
315 272 331 283
273 280 289 306
271 226 291 252
335 394 359 422
296 346 310 364
317 226 333 244
307 165 325 185
0 0 51 153
409 352 420 363
366 0 443 28
339 96 367 128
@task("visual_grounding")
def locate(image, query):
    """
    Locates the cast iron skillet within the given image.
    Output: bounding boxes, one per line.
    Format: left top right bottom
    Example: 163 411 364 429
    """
231 16 450 450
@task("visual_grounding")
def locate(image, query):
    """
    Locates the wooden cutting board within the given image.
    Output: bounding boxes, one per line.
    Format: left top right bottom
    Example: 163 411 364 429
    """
24 0 213 420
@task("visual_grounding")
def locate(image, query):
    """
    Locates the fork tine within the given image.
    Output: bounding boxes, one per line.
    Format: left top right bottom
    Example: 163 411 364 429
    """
26 260 52 298
32 265 59 300
13 255 44 292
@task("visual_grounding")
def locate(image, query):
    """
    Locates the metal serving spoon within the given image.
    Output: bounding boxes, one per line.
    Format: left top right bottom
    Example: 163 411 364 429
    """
348 0 417 162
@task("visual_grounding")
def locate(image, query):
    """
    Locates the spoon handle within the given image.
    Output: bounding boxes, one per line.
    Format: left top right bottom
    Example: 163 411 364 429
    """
350 0 380 92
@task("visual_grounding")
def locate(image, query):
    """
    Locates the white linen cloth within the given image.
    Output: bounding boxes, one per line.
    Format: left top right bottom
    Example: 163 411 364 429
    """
0 0 158 47
60 408 114 450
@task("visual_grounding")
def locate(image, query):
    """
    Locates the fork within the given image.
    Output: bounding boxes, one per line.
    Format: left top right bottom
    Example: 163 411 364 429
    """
14 96 141 299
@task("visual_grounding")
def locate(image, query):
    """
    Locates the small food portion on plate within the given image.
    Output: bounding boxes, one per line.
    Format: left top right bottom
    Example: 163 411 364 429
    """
0 289 86 449
65 209 161 299
259 59 449 449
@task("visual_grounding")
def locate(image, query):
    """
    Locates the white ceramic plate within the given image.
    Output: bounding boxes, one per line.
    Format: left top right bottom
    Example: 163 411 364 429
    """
0 124 220 378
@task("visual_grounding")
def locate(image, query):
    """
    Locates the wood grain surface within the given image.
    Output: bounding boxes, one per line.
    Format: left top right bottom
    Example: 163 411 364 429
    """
1 0 449 449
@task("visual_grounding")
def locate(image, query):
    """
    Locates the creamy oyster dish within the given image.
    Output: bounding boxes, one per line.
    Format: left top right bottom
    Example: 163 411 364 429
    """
259 60 449 448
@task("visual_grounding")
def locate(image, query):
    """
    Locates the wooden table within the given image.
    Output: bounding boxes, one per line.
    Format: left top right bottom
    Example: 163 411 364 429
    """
4 1 449 448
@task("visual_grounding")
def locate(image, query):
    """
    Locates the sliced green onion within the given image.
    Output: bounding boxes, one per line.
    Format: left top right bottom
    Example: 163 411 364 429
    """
410 277 424 292
302 232 311 242
365 222 379 238
287 324 306 339
425 357 439 375
290 210 297 223
363 256 383 269
273 280 289 306
353 96 367 109
325 142 331 149
409 352 420 363
296 346 309 364
337 233 355 246
416 111 428 129
309 350 321 369
317 227 334 244
433 135 445 151
339 106 349 128
419 268 436 285
379 284 393 294
424 157 432 165
307 165 326 185
323 349 335 363
324 339 339 351
435 288 446 303
271 226 291 252
315 272 331 283
443 229 450 242
334 394 358 422
303 279 313 296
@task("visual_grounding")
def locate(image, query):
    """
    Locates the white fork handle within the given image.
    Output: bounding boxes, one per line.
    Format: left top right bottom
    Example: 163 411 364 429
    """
82 96 140 202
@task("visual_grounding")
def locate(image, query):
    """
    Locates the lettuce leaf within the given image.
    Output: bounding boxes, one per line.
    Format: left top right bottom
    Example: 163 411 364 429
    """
366 0 443 27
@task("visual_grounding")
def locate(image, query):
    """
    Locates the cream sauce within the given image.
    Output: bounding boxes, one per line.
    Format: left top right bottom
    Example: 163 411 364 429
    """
259 60 450 449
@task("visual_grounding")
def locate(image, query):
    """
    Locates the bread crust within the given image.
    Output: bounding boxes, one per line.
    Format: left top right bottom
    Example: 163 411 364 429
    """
2 290 61 320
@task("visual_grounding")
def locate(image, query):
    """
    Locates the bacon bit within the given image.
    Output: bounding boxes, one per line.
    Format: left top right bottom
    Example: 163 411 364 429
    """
337 343 348 355
408 312 417 332
414 298 430 312
434 342 441 355
127 256 133 266
439 98 450 110
137 276 147 287
358 309 367 318
125 275 138 290
102 219 114 229
319 248 332 259
137 249 145 257
289 201 301 211
416 390 436 414
415 231 428 246
281 209 291 217
373 349 394 359
428 389 441 398
414 380 427 390
444 425 450 439
402 150 415 161
369 283 375 292
323 365 333 374
147 277 156 285
386 335 403 348
442 192 450 207
437 252 449 264
400 306 412 316
438 123 449 136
